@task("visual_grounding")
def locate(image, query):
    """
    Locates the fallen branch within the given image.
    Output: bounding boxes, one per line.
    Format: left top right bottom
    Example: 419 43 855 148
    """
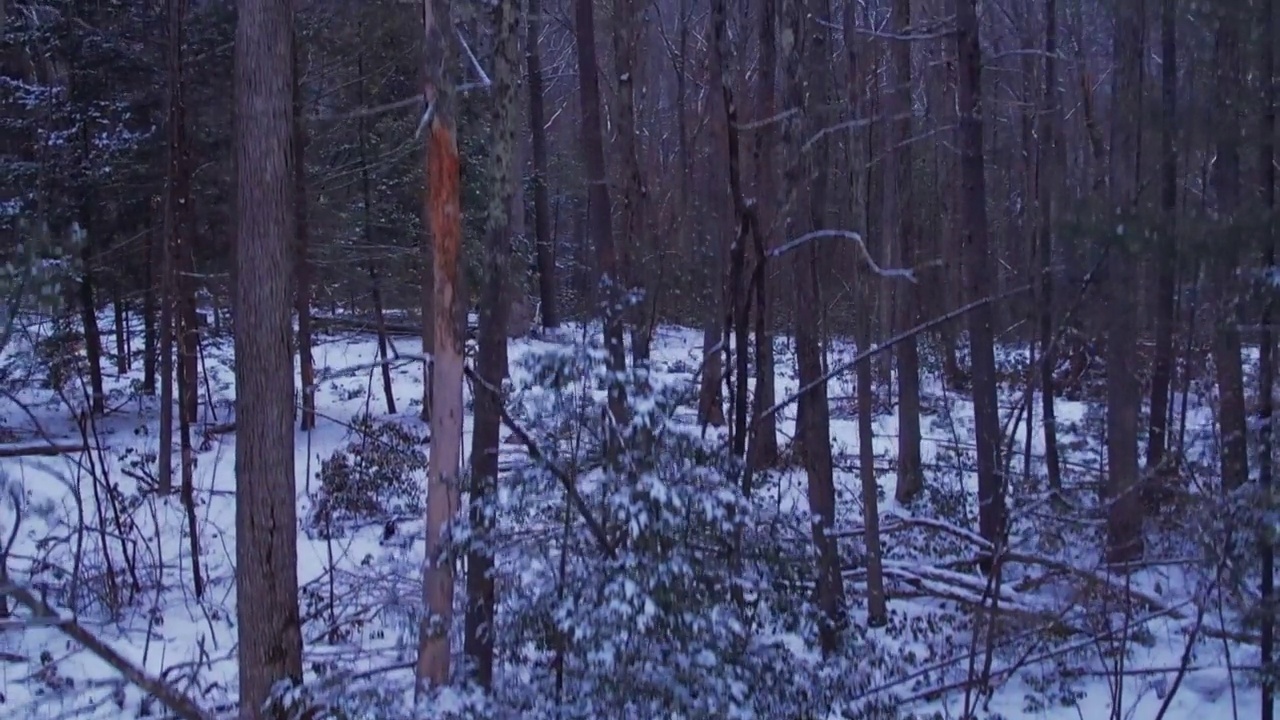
464 364 616 560
0 580 212 720
0 441 86 458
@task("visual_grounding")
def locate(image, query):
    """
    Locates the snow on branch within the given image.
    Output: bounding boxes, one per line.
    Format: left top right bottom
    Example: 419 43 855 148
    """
770 229 919 282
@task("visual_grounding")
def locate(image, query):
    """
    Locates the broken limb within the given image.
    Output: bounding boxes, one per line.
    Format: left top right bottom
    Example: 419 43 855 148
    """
463 364 616 559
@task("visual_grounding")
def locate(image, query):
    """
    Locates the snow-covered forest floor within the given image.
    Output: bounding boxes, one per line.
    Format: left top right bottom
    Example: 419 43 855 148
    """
0 314 1264 719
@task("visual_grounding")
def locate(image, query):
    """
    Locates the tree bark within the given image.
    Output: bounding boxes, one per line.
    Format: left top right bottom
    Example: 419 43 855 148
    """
687 0 724 430
956 0 1005 568
747 0 779 469
1144 0 1178 483
1209 6 1248 495
526 0 559 330
464 0 519 687
610 0 651 365
1037 0 1063 493
1256 0 1275 708
142 222 157 395
417 0 464 692
857 314 887 627
889 0 922 504
1104 0 1145 565
784 0 844 655
233 0 305 711
572 0 627 435
292 24 316 431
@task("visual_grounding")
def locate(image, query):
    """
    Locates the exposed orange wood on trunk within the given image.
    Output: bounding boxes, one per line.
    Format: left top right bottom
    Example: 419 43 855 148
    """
428 122 462 325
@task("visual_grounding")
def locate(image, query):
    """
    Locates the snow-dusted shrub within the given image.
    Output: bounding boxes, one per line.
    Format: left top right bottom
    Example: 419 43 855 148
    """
308 415 426 538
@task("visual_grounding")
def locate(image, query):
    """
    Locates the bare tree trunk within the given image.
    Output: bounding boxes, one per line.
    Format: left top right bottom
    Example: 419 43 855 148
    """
1257 0 1275 707
158 0 184 495
747 0 779 470
889 0 922 503
710 0 752 465
293 25 316 431
610 0 651 365
688 0 724 430
75 218 106 416
464 0 520 686
417 0 463 692
234 0 305 711
1104 0 1145 565
784 0 844 655
1037 0 1063 493
1209 6 1249 494
1144 0 1178 483
956 0 1005 569
526 0 559 330
111 280 128 375
369 266 397 415
857 313 887 627
174 334 204 599
572 0 627 435
142 223 157 394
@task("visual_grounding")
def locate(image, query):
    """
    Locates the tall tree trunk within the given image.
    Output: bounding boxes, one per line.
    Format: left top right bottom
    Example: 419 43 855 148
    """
611 0 651 365
75 218 106 416
857 314 887 627
233 0 305 711
142 223 157 394
1144 0 1178 482
526 0 559 330
417 0 464 692
1209 6 1248 495
785 0 844 655
572 0 627 434
369 266 397 415
748 0 779 470
1257 0 1275 708
1104 0 1145 565
688 0 724 430
356 44 397 416
889 0 922 503
111 280 127 375
293 24 316 431
1037 0 1063 493
465 0 519 686
710 0 751 465
956 0 1005 568
168 0 200 521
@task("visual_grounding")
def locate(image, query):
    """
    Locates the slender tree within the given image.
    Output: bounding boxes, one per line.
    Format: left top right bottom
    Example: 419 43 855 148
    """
889 0 923 503
292 16 315 431
526 0 558 330
465 0 520 686
1037 0 1063 493
956 0 1004 566
572 0 627 433
1257 0 1276 710
782 0 844 654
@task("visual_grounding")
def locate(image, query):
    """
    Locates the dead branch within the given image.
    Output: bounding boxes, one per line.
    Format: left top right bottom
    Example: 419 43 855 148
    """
0 580 212 720
463 364 616 560
0 441 86 458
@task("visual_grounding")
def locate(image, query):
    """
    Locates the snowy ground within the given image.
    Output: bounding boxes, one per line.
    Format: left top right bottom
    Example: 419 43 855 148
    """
0 315 1262 719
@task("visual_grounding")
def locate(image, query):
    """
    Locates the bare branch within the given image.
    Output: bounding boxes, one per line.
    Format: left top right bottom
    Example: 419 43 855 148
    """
755 283 1035 428
769 229 920 281
0 581 213 720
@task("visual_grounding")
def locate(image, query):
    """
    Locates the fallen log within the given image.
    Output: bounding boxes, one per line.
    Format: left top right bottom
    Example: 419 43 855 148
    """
0 441 86 458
